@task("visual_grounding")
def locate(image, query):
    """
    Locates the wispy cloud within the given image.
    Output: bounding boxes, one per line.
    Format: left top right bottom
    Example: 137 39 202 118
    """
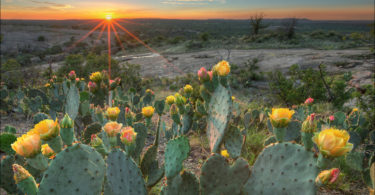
29 0 72 9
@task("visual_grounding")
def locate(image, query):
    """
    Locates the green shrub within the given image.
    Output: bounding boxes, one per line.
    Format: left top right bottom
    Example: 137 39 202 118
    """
1 59 23 88
267 64 353 108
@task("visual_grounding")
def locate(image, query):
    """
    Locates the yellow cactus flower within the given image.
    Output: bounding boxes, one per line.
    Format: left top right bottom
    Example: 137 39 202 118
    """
315 168 340 185
11 133 41 158
120 126 137 145
232 96 236 101
352 108 358 112
142 106 155 118
32 119 60 140
165 95 176 105
184 84 193 94
89 71 102 82
44 83 50 87
103 121 123 137
268 108 295 128
13 164 32 184
313 128 353 157
221 150 230 158
41 144 55 158
106 107 120 121
214 60 230 76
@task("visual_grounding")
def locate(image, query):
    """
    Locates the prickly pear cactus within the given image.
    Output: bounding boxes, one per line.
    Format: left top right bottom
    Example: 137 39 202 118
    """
128 122 147 161
224 126 243 158
0 156 19 194
267 120 301 142
0 133 17 155
38 144 105 195
206 84 232 153
165 136 190 179
243 142 318 195
106 149 147 195
65 85 80 120
199 154 250 195
33 112 49 124
161 171 199 195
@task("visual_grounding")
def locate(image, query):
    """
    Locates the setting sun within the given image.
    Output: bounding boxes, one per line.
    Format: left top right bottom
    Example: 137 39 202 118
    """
105 15 112 20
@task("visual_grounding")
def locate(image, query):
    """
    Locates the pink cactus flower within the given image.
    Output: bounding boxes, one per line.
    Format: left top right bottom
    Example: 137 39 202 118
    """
305 97 314 105
198 67 210 82
329 115 335 121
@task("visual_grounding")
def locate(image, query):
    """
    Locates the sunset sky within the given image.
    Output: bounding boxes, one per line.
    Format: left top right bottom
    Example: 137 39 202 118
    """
1 0 374 20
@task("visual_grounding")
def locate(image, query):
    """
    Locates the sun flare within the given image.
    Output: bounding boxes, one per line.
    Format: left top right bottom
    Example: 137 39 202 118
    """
105 15 112 20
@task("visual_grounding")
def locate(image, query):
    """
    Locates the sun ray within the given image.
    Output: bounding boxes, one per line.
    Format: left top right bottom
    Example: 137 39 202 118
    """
107 22 112 79
110 23 126 53
67 20 105 52
90 23 106 53
113 21 182 74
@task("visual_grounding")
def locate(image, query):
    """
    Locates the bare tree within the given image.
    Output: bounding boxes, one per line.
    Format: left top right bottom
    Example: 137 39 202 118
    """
250 13 267 35
282 18 298 39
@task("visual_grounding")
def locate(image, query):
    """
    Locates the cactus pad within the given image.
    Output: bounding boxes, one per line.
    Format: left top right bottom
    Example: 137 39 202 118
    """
38 144 105 195
0 133 17 155
206 84 232 153
243 142 318 195
0 156 19 194
65 85 80 121
33 112 49 124
106 149 147 195
165 136 190 179
224 126 243 158
128 122 147 161
162 171 199 195
199 154 250 195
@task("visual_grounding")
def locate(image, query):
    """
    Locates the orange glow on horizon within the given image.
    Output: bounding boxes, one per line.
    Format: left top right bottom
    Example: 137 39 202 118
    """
1 5 374 20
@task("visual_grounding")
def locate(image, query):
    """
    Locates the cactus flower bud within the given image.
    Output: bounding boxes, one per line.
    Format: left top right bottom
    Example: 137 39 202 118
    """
125 107 130 114
41 144 55 158
198 67 210 82
142 106 155 118
165 95 175 105
315 168 340 185
120 126 137 145
213 60 230 76
11 132 41 158
268 108 295 128
304 97 314 105
170 104 179 115
13 164 38 195
103 121 123 137
90 71 102 82
88 81 97 92
90 134 103 147
184 84 193 94
61 114 73 128
60 114 74 146
106 107 120 121
175 93 186 105
13 164 32 184
32 119 60 140
221 150 229 158
329 115 335 121
68 70 76 80
313 128 353 157
208 71 213 80
146 89 154 95
302 113 317 133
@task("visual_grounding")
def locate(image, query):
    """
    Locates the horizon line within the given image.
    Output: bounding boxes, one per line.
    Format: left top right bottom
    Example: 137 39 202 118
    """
1 17 374 22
